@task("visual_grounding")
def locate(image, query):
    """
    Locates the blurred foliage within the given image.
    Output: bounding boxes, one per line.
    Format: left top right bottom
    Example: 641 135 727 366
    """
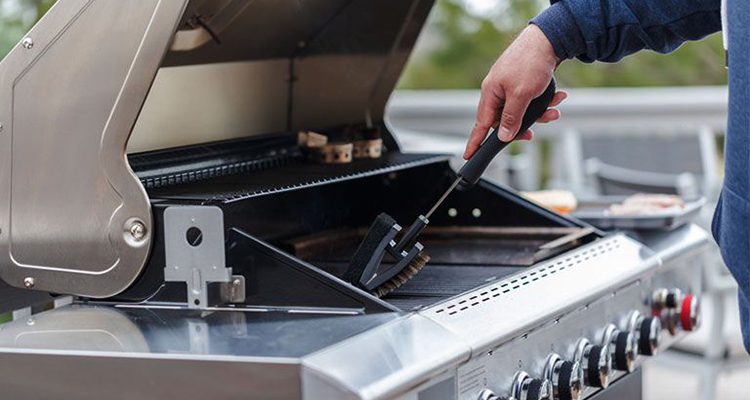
0 0 726 89
399 0 727 89
0 0 55 57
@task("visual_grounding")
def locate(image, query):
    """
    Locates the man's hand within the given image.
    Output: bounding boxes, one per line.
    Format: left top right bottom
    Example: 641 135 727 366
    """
464 24 567 160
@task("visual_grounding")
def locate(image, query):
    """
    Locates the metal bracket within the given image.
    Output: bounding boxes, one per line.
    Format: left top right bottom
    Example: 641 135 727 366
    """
164 206 231 309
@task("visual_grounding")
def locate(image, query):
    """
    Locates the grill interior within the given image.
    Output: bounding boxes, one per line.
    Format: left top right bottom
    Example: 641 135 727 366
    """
286 226 593 310
128 133 595 312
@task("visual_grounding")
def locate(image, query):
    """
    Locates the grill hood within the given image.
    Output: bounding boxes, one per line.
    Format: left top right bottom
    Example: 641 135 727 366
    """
129 0 435 153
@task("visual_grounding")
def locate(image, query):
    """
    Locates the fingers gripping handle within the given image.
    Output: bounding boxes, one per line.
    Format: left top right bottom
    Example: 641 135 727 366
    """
458 78 557 187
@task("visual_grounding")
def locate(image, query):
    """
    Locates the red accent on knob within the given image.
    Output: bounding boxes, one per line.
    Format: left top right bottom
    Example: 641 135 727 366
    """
681 294 695 331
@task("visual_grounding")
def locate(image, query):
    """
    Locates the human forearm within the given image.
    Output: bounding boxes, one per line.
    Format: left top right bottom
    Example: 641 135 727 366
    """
531 0 722 63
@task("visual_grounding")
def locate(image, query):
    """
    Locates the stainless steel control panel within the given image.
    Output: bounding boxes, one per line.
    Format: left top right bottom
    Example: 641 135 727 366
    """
453 256 702 400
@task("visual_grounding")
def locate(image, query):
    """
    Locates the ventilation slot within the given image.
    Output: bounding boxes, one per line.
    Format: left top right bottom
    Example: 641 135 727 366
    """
433 239 622 317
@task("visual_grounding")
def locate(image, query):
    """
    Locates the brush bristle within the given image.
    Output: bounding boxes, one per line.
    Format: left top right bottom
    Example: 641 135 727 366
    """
371 252 430 298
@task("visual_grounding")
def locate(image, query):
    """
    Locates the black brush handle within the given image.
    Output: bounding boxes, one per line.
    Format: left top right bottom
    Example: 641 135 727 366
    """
458 78 557 187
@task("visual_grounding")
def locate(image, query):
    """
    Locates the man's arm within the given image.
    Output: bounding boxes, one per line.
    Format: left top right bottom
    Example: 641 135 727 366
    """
464 0 722 159
533 0 722 63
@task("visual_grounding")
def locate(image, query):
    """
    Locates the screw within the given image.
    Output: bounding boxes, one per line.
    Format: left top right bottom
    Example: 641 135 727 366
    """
0 123 4 133
21 38 33 50
129 221 146 241
23 277 35 289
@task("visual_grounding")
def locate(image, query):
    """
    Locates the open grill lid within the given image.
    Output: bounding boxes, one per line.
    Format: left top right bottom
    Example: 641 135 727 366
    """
128 0 435 153
0 0 434 299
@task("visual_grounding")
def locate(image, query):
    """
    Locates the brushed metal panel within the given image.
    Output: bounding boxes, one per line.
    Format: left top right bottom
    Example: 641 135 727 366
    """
0 0 188 297
0 352 301 400
302 314 470 400
421 235 662 355
129 60 288 153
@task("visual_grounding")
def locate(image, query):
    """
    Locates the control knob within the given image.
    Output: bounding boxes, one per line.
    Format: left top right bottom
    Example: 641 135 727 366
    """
652 288 682 314
661 309 680 336
612 330 638 372
544 353 583 400
575 339 611 389
512 372 553 400
478 389 514 400
680 294 700 331
602 323 638 372
637 316 662 356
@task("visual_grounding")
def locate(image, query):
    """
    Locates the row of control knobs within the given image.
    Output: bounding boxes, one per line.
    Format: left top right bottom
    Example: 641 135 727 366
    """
479 289 699 400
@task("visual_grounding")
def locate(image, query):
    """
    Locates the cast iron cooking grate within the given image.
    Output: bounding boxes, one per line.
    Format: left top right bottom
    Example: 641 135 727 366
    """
431 238 622 317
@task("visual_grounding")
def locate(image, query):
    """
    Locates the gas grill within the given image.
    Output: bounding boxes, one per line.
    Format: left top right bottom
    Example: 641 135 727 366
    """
0 1 707 399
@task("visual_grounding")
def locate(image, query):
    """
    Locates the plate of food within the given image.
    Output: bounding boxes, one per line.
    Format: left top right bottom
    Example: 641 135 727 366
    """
570 194 705 231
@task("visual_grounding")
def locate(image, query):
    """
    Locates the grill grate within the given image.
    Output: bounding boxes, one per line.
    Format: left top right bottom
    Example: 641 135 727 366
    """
148 153 449 202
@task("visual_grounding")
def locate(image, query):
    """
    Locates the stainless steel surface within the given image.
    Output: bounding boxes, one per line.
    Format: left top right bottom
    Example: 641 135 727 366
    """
434 225 709 400
0 224 708 399
0 1 712 398
0 0 188 297
130 0 434 153
302 314 470 400
422 235 659 354
164 206 232 308
220 276 247 304
0 305 399 357
129 60 290 153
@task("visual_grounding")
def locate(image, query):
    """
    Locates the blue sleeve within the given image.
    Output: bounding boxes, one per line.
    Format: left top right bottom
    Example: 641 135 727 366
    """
530 0 722 63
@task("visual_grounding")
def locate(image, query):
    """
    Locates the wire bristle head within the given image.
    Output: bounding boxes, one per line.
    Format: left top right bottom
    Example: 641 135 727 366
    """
371 252 430 298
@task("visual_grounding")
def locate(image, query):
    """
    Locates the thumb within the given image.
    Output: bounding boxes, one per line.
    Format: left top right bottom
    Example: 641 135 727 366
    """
497 95 532 142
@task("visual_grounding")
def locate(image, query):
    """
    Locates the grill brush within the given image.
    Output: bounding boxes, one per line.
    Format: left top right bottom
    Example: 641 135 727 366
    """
344 78 557 297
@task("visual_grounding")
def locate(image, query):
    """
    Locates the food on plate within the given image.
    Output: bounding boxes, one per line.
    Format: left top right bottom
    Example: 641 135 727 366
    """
521 190 578 214
607 194 685 216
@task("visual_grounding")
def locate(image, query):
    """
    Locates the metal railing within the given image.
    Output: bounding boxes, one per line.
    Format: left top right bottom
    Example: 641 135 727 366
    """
387 86 728 192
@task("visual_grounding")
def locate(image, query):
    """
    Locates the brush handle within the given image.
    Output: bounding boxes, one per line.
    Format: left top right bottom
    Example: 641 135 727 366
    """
393 215 429 254
458 78 557 187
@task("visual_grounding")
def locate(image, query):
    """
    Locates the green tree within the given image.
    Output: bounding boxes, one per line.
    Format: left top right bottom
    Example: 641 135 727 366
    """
0 0 56 57
400 0 727 89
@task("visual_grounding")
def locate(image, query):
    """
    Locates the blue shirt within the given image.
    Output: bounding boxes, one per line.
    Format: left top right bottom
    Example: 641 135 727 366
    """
532 0 750 352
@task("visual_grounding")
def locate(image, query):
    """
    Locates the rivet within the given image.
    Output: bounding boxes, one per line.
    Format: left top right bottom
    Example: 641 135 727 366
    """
0 123 4 133
21 38 33 50
23 277 35 289
128 221 146 241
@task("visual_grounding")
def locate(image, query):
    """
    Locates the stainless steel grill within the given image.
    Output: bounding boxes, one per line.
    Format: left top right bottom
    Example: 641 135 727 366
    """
0 1 708 399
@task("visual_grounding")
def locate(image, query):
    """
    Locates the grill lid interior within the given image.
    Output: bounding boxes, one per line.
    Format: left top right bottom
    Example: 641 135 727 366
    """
128 0 435 153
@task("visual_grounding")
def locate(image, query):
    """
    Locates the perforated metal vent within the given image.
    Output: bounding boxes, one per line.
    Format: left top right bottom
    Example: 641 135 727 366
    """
432 238 622 317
